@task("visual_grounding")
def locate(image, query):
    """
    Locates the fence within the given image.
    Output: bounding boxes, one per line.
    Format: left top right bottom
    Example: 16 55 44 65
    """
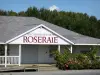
0 56 19 66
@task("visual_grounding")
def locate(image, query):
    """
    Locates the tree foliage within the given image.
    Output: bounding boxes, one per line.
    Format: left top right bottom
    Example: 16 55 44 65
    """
0 6 100 38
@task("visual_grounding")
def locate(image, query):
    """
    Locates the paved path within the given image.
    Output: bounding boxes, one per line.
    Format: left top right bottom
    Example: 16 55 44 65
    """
0 70 100 75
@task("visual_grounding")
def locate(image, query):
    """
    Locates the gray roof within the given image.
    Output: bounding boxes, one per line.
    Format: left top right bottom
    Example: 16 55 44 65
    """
0 16 100 44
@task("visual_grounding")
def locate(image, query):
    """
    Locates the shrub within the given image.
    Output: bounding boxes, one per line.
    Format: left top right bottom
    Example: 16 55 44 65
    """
96 56 100 61
68 63 83 70
86 46 99 61
52 49 72 70
91 61 100 69
52 46 100 70
65 59 83 70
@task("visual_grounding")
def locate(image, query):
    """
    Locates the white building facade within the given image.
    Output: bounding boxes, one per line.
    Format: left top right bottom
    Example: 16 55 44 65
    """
0 25 73 67
0 16 100 67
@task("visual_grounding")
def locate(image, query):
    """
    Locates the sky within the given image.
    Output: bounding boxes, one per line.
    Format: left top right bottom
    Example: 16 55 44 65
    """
0 0 100 19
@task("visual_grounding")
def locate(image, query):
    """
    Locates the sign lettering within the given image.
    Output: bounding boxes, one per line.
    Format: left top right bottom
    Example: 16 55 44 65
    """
23 36 58 43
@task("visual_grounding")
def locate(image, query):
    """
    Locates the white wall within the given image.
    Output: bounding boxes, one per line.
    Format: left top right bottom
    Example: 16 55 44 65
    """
47 45 57 63
21 45 57 64
21 45 38 64
9 44 56 64
8 44 100 64
38 45 56 63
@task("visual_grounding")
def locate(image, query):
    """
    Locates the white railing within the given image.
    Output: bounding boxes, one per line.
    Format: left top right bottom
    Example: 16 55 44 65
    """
0 56 19 65
7 56 19 65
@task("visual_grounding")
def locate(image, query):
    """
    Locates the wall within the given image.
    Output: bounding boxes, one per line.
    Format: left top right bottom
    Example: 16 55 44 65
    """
9 44 56 64
9 44 19 56
8 44 100 64
21 45 38 64
38 45 56 63
60 45 71 53
59 45 100 56
72 45 100 56
72 45 91 53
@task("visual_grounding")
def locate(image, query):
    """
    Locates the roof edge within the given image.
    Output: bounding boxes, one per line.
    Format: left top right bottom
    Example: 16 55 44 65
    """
74 44 100 45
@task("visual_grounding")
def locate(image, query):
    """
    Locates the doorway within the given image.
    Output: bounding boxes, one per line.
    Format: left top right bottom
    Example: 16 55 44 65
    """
38 45 49 63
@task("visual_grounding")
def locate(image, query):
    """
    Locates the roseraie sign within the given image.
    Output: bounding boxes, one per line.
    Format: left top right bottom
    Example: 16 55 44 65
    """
9 27 69 44
23 36 58 43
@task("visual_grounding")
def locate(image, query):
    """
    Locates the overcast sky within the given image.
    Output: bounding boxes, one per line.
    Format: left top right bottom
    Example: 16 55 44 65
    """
0 0 100 19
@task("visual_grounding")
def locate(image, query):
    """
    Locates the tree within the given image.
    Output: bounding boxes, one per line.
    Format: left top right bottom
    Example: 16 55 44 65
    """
25 6 40 17
8 10 17 16
0 9 7 15
18 11 25 16
0 6 100 39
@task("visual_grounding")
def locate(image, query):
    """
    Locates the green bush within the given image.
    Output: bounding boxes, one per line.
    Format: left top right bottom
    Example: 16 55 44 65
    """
96 56 100 60
91 61 100 69
68 63 83 70
52 49 72 70
86 46 99 61
52 46 100 70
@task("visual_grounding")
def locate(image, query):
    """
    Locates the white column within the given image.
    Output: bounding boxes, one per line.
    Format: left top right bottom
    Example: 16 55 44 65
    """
19 44 21 66
58 45 60 53
70 45 72 53
5 44 7 67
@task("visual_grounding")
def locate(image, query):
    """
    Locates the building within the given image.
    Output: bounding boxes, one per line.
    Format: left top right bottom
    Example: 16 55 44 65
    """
0 16 100 67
